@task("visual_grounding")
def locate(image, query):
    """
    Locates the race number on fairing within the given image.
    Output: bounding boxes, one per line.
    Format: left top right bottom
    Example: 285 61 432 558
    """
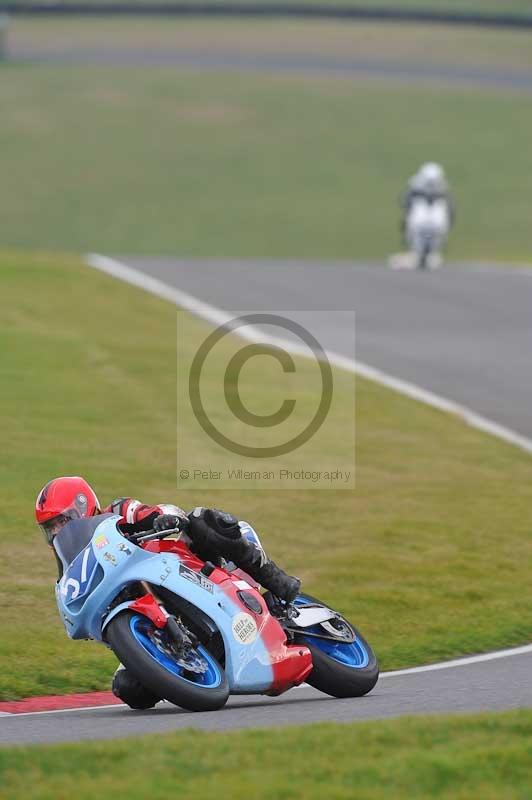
59 544 99 604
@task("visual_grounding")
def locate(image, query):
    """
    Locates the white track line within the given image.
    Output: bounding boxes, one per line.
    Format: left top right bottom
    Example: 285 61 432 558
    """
379 643 532 677
0 704 123 718
87 253 532 456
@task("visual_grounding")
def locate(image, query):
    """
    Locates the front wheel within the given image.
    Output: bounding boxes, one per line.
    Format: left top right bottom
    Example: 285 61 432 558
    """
107 611 229 712
417 241 431 270
292 594 379 698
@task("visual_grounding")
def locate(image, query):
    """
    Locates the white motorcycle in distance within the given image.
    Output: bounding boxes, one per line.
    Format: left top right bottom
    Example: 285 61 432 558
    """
390 162 453 271
390 196 450 271
405 195 450 270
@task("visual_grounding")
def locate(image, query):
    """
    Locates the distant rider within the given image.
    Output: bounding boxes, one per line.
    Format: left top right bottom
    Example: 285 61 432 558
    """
400 162 455 241
35 476 301 708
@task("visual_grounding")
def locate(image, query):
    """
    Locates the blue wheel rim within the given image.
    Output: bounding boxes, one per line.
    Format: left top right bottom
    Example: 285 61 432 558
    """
294 596 369 669
302 631 369 669
129 614 222 688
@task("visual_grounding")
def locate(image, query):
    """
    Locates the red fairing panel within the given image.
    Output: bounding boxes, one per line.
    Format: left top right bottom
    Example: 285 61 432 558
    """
146 539 313 695
260 627 313 696
129 593 168 629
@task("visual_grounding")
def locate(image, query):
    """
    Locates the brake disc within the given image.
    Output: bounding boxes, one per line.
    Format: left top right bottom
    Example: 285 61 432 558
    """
150 630 209 674
320 617 355 642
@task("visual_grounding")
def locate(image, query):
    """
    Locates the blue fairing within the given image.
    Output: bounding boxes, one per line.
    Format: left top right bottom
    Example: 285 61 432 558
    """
54 515 275 693
294 596 369 669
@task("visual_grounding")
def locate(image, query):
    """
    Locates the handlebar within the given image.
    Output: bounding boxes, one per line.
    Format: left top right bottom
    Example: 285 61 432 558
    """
128 528 177 544
129 516 190 544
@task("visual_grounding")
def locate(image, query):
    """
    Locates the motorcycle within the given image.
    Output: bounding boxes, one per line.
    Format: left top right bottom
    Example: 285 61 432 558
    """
405 195 450 270
54 513 379 711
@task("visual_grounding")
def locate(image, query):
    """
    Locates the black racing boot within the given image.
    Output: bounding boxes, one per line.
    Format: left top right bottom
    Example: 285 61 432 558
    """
235 546 301 603
188 508 301 602
112 666 160 710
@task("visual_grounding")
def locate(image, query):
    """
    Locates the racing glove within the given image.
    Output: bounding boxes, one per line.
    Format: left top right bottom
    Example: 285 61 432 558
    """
153 514 181 534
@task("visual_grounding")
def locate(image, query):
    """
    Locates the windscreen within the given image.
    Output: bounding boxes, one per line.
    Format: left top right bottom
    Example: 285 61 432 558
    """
53 514 115 569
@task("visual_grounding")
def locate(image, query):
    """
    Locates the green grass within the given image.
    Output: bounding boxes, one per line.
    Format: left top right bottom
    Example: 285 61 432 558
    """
2 711 532 798
1 250 532 699
1 21 532 264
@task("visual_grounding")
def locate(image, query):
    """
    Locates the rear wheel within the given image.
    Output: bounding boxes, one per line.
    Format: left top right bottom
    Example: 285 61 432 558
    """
292 594 379 698
107 611 229 712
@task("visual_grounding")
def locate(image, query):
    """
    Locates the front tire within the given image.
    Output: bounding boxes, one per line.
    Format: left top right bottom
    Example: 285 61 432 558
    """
107 611 229 712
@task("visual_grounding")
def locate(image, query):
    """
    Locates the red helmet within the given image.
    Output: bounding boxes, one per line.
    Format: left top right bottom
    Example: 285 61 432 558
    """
35 476 101 545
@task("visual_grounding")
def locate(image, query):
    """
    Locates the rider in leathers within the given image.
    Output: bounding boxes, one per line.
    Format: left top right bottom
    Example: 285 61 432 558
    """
400 162 455 241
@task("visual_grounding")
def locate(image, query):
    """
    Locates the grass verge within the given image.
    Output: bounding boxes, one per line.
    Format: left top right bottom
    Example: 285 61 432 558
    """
1 27 532 263
2 710 532 798
1 250 531 699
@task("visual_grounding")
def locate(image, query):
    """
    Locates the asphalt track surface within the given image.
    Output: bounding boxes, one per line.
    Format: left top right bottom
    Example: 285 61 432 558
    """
3 255 531 745
10 45 532 92
2 650 532 745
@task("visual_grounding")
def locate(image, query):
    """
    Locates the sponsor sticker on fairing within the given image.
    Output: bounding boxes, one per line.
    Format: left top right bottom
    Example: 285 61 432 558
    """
94 534 109 549
231 612 258 645
179 564 214 594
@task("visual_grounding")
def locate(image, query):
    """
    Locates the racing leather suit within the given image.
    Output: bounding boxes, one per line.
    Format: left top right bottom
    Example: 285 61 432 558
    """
103 498 300 601
400 184 455 241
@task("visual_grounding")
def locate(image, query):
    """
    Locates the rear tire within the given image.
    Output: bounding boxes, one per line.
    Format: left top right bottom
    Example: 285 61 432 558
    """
304 633 379 698
292 593 379 698
107 611 229 712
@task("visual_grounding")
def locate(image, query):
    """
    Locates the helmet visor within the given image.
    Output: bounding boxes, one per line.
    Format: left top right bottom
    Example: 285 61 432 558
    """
39 510 81 545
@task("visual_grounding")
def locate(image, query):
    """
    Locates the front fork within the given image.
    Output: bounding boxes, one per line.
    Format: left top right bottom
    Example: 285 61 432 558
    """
130 581 196 651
